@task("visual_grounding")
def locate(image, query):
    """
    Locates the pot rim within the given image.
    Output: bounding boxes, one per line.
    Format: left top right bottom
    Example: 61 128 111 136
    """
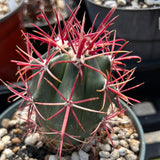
0 0 24 23
86 0 160 11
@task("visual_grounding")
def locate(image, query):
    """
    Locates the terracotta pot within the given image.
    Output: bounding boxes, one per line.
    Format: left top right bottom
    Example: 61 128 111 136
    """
0 0 26 84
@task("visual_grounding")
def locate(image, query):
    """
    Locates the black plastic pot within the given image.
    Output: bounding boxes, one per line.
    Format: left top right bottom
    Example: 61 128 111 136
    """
0 81 25 114
0 85 12 114
0 99 146 159
85 0 160 69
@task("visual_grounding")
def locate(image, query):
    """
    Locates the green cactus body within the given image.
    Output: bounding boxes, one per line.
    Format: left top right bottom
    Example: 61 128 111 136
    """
31 51 114 148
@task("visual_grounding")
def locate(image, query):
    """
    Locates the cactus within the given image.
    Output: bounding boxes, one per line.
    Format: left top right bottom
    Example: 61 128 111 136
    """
1 3 142 159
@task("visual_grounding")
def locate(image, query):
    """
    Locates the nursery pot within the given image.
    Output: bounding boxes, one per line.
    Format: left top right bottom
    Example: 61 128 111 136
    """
0 0 26 84
85 0 160 69
0 99 146 159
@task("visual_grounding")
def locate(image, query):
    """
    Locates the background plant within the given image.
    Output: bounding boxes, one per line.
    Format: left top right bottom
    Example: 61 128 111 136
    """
1 3 142 159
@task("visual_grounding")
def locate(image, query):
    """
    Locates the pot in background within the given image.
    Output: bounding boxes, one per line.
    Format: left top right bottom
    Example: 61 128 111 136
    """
0 0 26 84
85 0 160 99
85 0 160 70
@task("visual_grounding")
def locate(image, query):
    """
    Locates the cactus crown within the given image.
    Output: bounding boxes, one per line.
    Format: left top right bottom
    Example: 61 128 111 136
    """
2 3 142 159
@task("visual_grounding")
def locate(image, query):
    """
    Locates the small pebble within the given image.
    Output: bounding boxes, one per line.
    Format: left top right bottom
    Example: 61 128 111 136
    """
0 128 7 138
121 115 131 124
2 135 11 145
110 149 120 159
110 133 118 140
11 137 21 144
21 145 26 150
36 140 44 148
3 148 14 158
125 129 134 138
104 0 117 7
117 128 126 139
144 0 154 5
78 150 89 160
113 127 120 133
108 120 119 127
117 0 127 5
99 151 110 158
9 119 19 127
1 118 10 128
129 139 140 152
119 146 133 154
12 146 20 153
12 128 23 134
93 0 102 5
0 142 4 151
130 133 138 139
117 157 125 160
117 132 126 139
119 140 129 148
0 153 6 160
131 1 139 8
46 155 58 160
71 152 79 160
142 4 148 8
24 133 40 146
125 153 137 160
118 147 128 156
108 139 119 148
45 155 50 160
99 143 111 152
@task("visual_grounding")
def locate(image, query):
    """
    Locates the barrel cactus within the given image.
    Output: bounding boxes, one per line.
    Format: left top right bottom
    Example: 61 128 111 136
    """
2 4 142 159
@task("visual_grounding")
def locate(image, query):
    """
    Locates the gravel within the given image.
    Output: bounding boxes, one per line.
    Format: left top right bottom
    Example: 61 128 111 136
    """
0 0 20 19
0 107 141 160
93 0 160 9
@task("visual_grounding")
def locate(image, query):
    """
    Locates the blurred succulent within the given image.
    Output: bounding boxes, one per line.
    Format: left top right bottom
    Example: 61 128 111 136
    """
24 0 66 23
